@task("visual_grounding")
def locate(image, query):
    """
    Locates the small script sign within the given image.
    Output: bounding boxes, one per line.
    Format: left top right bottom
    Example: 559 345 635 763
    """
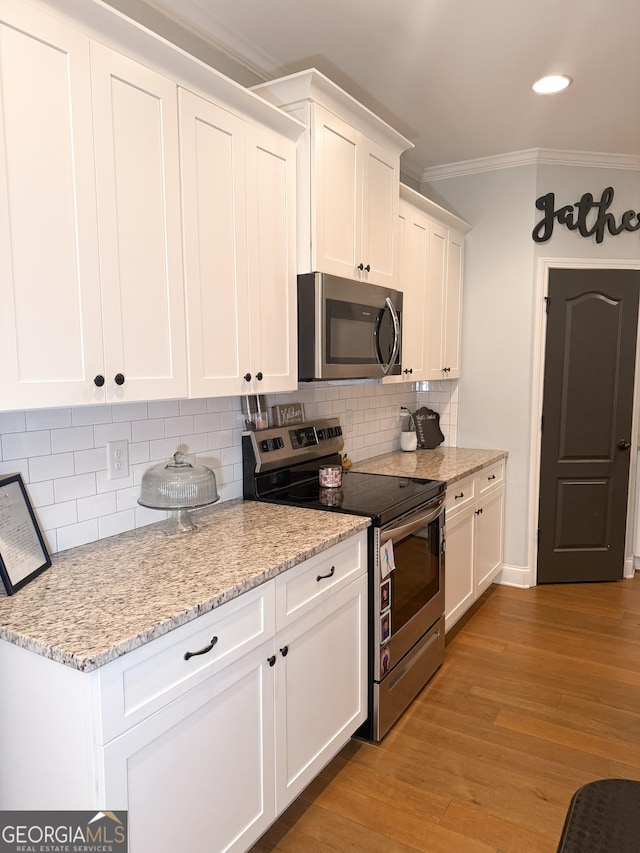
532 186 640 244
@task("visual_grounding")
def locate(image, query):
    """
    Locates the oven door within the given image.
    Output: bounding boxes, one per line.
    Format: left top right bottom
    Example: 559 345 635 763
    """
374 495 444 682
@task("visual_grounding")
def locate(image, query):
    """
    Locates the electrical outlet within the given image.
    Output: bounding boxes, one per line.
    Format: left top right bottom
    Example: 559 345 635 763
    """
107 440 129 480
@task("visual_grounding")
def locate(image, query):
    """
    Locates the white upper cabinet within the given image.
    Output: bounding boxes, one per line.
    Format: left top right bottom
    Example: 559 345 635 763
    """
90 43 187 403
253 69 412 287
179 90 297 397
0 0 303 410
0 2 105 409
397 199 430 381
398 184 471 382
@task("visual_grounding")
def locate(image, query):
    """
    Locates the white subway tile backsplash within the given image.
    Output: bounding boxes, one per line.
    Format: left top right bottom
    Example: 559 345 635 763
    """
53 472 97 503
112 402 148 422
94 422 132 447
27 480 55 507
96 468 135 493
194 413 221 433
0 382 458 554
57 519 99 552
129 442 150 466
149 437 180 461
29 452 75 483
37 500 77 531
26 408 72 431
0 411 26 433
165 415 195 438
77 492 117 521
2 430 51 460
99 510 135 540
72 405 113 426
0 459 29 479
132 418 165 443
148 400 180 419
51 426 94 454
179 433 209 454
179 398 208 415
74 447 107 475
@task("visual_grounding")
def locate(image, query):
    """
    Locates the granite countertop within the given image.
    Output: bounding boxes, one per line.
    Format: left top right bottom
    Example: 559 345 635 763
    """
353 446 507 485
0 499 369 673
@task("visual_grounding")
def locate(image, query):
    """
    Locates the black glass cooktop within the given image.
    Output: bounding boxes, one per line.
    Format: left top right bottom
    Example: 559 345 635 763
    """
261 469 444 526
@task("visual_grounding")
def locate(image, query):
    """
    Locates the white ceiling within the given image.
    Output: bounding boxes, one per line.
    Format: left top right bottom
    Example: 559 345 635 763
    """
148 0 640 179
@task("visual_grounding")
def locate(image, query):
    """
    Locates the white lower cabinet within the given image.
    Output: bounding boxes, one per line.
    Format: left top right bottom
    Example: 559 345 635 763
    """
102 640 276 853
274 573 367 810
445 461 505 631
0 531 367 853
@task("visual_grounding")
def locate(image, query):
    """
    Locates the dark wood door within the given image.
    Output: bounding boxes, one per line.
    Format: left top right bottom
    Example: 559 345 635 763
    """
538 268 639 583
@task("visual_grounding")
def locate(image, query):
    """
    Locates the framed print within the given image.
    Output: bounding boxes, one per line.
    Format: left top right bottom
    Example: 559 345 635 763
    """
0 473 51 595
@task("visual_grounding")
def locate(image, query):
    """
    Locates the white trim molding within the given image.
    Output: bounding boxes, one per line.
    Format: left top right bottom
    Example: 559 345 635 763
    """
496 565 532 589
422 149 640 182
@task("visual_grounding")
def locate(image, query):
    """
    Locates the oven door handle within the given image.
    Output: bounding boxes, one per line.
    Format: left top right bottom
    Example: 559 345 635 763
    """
380 496 444 545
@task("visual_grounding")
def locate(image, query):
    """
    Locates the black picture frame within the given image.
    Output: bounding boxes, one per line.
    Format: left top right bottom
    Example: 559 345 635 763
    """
0 473 51 596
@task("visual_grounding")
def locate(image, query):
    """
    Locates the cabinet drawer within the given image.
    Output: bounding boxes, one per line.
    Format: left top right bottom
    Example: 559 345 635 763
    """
98 581 275 742
445 474 475 515
477 460 505 496
275 532 367 630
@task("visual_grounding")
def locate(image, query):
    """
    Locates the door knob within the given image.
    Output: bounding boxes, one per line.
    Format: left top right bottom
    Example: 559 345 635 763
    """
114 373 125 386
244 373 252 382
618 439 632 450
93 375 105 387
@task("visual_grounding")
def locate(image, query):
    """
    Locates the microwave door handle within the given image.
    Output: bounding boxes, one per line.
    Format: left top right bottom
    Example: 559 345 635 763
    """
374 298 400 376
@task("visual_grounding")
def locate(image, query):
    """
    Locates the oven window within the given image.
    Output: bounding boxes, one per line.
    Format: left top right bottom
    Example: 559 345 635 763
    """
388 520 440 634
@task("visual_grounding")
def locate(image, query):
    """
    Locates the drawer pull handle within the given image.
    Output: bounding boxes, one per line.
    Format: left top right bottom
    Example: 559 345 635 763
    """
455 492 464 499
488 474 496 481
475 508 483 516
267 655 277 667
317 566 336 582
184 635 218 661
280 645 289 657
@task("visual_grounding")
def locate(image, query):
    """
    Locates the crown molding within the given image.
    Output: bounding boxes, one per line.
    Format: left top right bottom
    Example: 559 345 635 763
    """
422 149 640 182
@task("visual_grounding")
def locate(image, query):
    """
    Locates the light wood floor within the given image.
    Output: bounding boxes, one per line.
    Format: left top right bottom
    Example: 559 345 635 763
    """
251 574 640 853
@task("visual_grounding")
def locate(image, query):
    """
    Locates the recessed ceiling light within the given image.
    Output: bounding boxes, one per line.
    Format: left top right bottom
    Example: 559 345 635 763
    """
532 74 573 94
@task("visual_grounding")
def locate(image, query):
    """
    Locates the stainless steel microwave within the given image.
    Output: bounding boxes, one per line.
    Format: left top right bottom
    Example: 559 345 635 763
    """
297 273 402 381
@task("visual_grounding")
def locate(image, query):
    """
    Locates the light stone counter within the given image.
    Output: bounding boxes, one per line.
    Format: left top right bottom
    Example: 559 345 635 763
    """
353 446 507 485
0 499 369 673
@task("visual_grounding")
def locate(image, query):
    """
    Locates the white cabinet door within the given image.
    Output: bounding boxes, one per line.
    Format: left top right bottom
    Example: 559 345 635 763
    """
312 104 361 278
178 89 250 398
179 89 297 397
0 2 105 409
444 503 475 632
425 222 464 380
245 124 297 394
443 229 464 379
274 574 367 811
361 136 399 287
91 43 187 403
474 485 505 596
425 221 448 380
397 201 429 380
311 103 398 286
102 641 276 853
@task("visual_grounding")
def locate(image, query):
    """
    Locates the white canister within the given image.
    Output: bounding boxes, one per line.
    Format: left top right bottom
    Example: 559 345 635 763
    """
319 465 342 488
400 431 418 452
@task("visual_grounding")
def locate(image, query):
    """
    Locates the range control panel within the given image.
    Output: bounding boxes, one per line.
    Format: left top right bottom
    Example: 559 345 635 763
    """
245 417 344 473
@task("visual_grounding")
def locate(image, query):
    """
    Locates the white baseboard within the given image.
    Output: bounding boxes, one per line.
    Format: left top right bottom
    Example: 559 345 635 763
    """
494 564 531 588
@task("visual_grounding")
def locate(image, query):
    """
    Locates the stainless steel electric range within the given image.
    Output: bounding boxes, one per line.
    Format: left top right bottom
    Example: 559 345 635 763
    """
242 417 446 740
